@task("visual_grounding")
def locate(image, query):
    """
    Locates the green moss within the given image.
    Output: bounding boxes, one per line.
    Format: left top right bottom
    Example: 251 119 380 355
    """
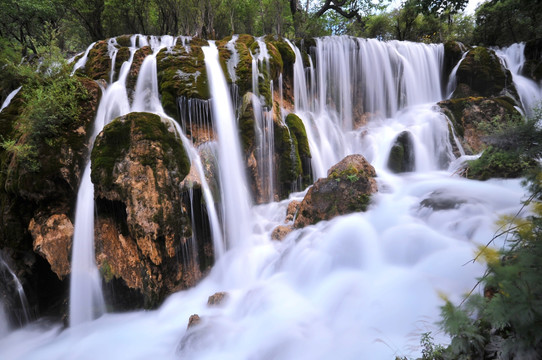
274 121 301 185
455 47 517 100
91 118 131 187
84 40 111 81
113 47 131 82
272 39 295 74
328 165 364 180
467 146 537 180
285 113 310 158
100 259 115 282
116 35 132 48
235 35 255 96
238 93 255 152
156 41 210 119
91 112 190 189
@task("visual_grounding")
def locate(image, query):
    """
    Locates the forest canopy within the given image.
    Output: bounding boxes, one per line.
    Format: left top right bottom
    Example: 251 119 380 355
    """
0 0 540 60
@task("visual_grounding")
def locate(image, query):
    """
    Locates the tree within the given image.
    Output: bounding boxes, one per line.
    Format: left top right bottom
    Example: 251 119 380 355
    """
0 0 62 55
314 0 387 23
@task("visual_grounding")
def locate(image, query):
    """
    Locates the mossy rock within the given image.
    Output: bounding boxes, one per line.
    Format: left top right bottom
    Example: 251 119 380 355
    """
233 35 255 97
466 146 538 180
84 40 112 81
285 113 312 188
271 38 295 79
113 46 131 82
387 131 415 173
294 154 377 228
238 92 256 153
91 112 190 190
454 47 518 101
116 35 133 48
156 39 210 119
443 41 466 84
127 46 153 93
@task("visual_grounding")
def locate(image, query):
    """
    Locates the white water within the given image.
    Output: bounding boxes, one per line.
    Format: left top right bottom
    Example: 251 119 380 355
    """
496 43 542 116
0 86 22 113
203 41 252 248
0 253 31 327
0 37 535 359
70 42 96 75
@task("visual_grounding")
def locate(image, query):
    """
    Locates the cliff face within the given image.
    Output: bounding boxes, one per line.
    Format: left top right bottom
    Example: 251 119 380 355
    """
91 112 207 308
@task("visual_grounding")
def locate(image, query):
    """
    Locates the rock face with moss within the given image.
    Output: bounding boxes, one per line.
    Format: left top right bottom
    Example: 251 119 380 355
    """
91 112 209 307
453 47 518 100
294 155 377 228
156 38 210 119
439 96 521 154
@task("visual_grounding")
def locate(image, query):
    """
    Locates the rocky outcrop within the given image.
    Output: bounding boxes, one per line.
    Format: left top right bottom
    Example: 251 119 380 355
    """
29 214 73 280
91 112 209 308
443 41 467 85
156 38 210 118
438 96 521 154
452 47 518 100
294 155 377 228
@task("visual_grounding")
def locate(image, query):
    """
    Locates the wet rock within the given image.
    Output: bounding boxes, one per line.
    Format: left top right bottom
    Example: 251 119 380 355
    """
285 200 300 222
29 214 73 280
294 155 377 228
443 41 467 84
187 314 201 329
207 292 228 306
91 112 201 308
387 131 415 173
438 96 521 154
453 47 518 100
271 225 294 241
156 38 210 119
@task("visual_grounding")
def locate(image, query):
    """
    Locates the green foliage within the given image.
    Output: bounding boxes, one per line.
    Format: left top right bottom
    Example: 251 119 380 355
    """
433 170 542 358
474 0 542 47
1 61 89 174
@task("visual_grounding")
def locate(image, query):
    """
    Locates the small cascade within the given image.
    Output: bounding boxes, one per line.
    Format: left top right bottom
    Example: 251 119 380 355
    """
249 39 276 202
108 38 119 84
285 39 311 112
446 51 468 98
0 254 31 327
226 35 240 83
69 36 138 327
0 86 22 113
178 97 213 141
132 36 177 114
202 41 251 248
70 42 96 75
496 43 542 116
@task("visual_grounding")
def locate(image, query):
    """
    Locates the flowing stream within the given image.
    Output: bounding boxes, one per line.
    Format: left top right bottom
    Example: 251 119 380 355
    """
0 36 539 358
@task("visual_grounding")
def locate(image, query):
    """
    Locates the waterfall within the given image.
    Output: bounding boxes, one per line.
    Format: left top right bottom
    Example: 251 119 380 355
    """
495 43 542 116
0 253 31 327
1 36 538 360
69 35 139 327
0 86 22 113
202 41 251 248
70 42 96 75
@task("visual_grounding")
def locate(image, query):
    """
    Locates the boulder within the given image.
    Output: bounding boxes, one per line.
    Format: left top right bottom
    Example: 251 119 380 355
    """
91 112 204 308
285 200 300 222
271 225 294 241
207 292 228 306
294 155 377 228
453 47 518 100
387 131 415 173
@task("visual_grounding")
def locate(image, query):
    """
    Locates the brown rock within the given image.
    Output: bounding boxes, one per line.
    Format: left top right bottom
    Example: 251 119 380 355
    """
271 225 294 241
285 200 300 223
29 214 73 280
294 155 377 228
187 314 201 329
207 292 228 306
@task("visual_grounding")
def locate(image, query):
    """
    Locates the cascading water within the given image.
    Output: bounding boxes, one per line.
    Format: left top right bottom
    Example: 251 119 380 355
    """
69 35 140 327
0 254 31 327
70 42 96 75
202 41 252 248
495 43 542 116
0 36 537 360
0 86 22 113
